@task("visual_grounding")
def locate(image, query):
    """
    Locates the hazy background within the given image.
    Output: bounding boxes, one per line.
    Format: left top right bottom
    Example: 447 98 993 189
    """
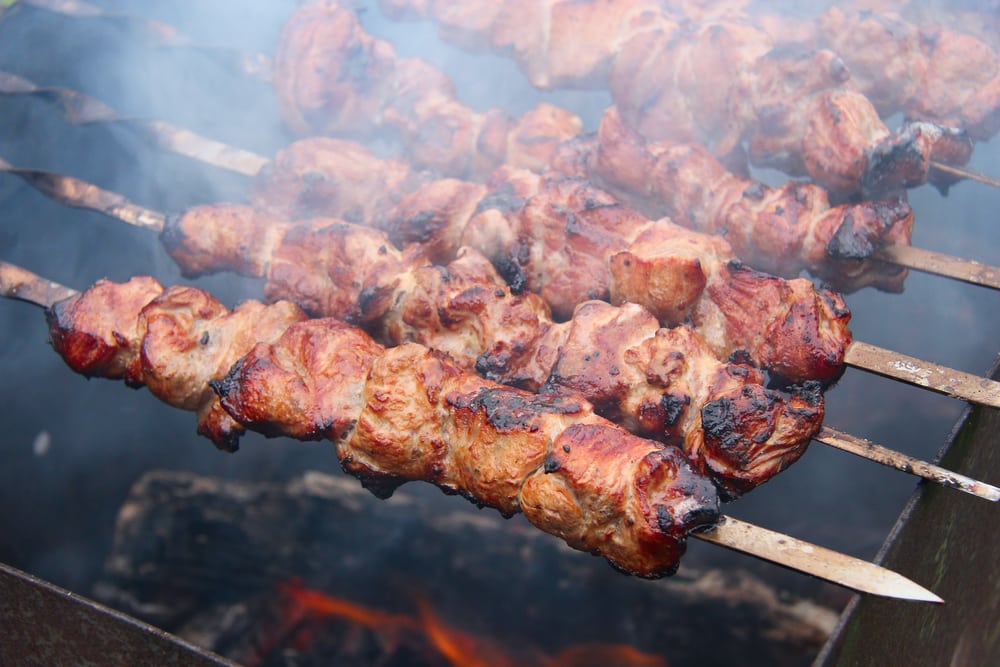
0 0 997 661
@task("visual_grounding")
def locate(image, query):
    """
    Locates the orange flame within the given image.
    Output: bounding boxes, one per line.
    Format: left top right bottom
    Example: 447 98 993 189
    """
414 594 520 667
265 579 667 667
279 579 410 630
548 643 669 667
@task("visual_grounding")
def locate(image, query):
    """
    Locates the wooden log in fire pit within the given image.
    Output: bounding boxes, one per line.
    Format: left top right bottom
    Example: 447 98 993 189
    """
95 469 839 667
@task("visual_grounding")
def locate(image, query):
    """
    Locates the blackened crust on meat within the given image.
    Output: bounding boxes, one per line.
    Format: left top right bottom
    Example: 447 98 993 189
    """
208 363 241 402
702 390 779 454
823 197 911 293
474 349 508 380
338 456 406 499
401 210 440 243
791 380 824 412
660 393 690 426
861 134 929 196
698 382 822 498
494 255 530 294
473 182 527 215
826 213 875 260
447 387 588 432
196 411 244 453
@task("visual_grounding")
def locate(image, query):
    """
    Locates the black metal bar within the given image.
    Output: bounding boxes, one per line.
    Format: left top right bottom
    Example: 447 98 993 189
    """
0 561 238 666
816 354 1000 665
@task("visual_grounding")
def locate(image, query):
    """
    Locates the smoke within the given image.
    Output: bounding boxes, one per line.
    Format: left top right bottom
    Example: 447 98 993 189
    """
0 1 997 658
0 0 306 593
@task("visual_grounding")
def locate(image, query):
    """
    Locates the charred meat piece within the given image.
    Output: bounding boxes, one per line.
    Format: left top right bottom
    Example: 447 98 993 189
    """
585 107 914 293
319 1 972 193
47 278 721 577
162 172 852 386
159 206 826 495
381 169 853 383
47 277 308 451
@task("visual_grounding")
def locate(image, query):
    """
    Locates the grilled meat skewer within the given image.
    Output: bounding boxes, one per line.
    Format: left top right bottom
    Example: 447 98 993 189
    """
168 167 854 386
0 70 920 296
279 1 968 196
250 130 915 296
3 249 993 509
774 7 1000 144
266 2 925 292
164 205 825 496
43 272 725 576
0 263 949 600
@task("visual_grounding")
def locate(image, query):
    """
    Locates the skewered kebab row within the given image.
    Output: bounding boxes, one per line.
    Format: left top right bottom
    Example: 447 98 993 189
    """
0 262 953 601
45 274 722 577
185 153 855 385
383 167 852 383
558 106 916 293
47 276 309 450
266 4 929 292
273 1 583 177
253 124 913 298
355 0 972 194
162 203 824 496
774 7 1000 143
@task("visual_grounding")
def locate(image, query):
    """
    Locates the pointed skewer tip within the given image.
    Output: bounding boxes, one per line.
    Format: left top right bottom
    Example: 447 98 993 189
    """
696 516 945 604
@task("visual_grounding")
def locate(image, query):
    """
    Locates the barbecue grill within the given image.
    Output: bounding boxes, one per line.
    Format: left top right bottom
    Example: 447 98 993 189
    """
0 1 998 665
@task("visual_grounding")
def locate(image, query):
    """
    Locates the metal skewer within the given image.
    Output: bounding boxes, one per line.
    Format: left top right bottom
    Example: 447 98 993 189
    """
6 0 272 82
3 166 997 501
0 158 167 231
815 426 1000 502
0 259 947 602
874 243 1000 291
0 260 78 307
3 71 998 292
8 3 1000 202
695 517 942 603
0 71 268 176
845 341 1000 409
931 161 1000 191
